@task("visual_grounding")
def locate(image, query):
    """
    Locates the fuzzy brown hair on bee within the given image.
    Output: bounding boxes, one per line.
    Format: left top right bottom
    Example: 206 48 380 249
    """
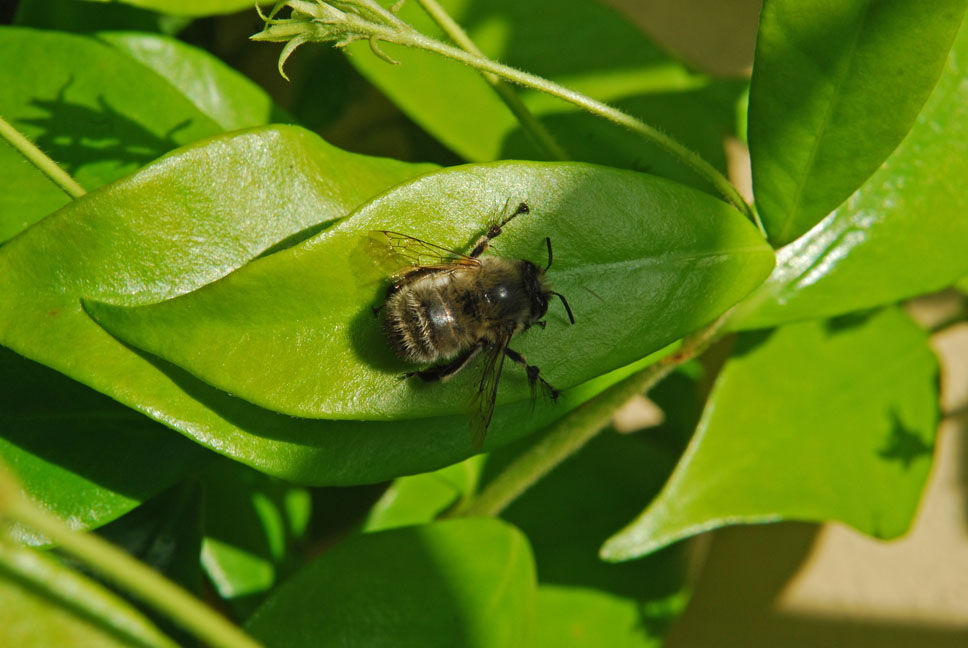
372 202 575 449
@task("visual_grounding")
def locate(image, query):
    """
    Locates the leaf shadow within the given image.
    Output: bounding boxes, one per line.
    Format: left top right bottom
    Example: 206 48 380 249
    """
878 410 935 470
18 77 194 174
0 347 211 505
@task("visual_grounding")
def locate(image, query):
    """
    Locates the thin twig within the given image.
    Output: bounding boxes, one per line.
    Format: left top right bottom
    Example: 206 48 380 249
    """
460 313 729 517
415 0 569 161
0 115 86 199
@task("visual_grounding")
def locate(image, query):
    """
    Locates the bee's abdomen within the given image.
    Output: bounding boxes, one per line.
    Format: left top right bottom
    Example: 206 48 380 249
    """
384 280 466 364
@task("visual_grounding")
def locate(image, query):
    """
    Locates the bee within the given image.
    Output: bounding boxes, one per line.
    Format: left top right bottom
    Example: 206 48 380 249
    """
372 202 575 449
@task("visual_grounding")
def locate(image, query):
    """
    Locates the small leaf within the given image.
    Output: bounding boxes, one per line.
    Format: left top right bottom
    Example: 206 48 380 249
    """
84 162 775 420
362 456 484 532
734 16 968 329
534 585 686 648
602 308 939 561
200 460 310 617
245 519 536 648
749 0 967 245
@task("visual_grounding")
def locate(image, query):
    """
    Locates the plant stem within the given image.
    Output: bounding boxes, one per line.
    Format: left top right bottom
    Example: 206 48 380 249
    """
0 115 86 199
414 0 570 161
353 20 754 222
461 315 727 517
1 494 263 648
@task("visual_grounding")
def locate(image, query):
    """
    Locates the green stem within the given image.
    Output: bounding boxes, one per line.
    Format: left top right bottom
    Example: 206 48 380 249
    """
2 497 262 648
461 315 727 517
0 115 86 199
414 0 570 161
355 21 754 221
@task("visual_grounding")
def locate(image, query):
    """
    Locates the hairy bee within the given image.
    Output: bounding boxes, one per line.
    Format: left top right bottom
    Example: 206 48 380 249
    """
373 202 575 448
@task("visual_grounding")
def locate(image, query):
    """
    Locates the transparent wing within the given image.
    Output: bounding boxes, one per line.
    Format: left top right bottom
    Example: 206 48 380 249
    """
469 328 514 451
369 230 480 274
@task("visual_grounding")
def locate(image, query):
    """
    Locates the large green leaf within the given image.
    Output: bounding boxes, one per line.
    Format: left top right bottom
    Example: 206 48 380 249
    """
97 32 288 131
0 348 211 545
602 308 938 561
0 27 222 240
734 15 968 328
84 162 774 419
245 518 536 648
110 0 262 17
749 0 967 246
0 125 457 484
344 0 743 191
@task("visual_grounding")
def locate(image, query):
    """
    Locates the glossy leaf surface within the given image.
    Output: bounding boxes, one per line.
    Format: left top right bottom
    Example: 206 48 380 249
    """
602 308 938 560
97 32 286 131
85 162 775 419
0 27 222 239
735 16 968 328
246 519 535 647
345 0 743 190
0 348 211 545
0 125 452 484
749 0 967 245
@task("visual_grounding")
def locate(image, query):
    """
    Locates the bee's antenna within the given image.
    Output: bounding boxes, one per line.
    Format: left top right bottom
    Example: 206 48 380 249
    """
544 237 553 271
499 201 530 228
551 291 575 324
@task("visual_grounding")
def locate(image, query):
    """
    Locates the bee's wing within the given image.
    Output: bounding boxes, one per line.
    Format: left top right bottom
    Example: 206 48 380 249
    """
370 230 480 274
469 328 514 451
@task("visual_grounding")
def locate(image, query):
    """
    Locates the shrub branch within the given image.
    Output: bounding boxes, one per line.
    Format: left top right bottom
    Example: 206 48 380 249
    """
252 0 759 227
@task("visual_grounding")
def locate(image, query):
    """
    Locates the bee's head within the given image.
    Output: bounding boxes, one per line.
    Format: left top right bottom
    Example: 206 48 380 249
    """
522 260 574 325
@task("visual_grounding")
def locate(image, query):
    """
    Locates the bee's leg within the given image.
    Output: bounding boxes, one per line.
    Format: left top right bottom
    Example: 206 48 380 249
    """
504 347 560 402
470 201 530 258
404 343 483 382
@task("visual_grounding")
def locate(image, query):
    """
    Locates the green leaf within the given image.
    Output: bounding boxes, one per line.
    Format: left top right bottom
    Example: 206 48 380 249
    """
0 347 211 545
97 32 288 131
602 308 939 561
362 456 484 532
0 27 222 239
0 125 444 484
0 540 177 648
749 0 967 246
84 162 775 420
105 0 262 18
200 460 311 617
734 15 968 328
492 428 690 646
345 0 743 190
245 518 536 648
534 585 683 648
14 0 171 34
